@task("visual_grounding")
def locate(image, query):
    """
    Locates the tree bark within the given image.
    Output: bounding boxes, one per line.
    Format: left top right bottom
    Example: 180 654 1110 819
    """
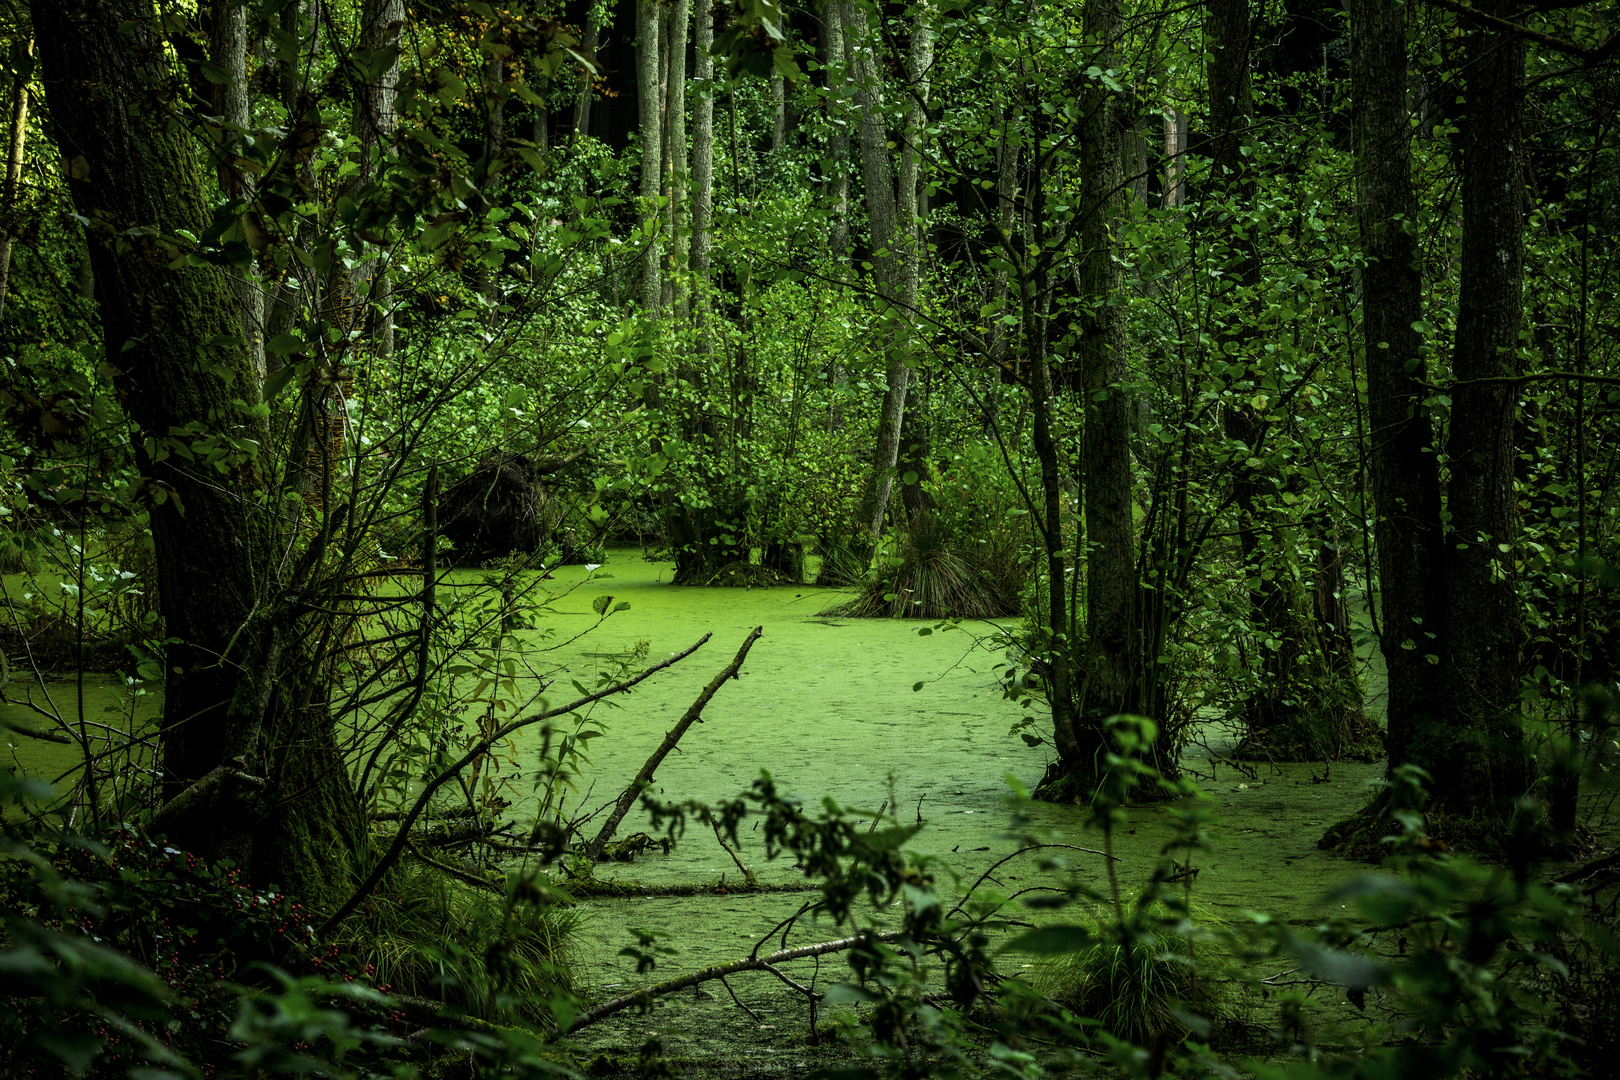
845 0 909 545
34 0 362 908
353 0 401 356
665 0 690 314
1428 0 1531 819
692 1 715 320
573 16 598 140
1349 0 1445 776
637 0 663 313
211 0 265 380
892 8 932 521
1077 0 1136 723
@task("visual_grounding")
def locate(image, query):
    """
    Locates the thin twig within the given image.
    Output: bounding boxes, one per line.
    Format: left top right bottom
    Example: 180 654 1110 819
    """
718 976 762 1023
585 627 762 860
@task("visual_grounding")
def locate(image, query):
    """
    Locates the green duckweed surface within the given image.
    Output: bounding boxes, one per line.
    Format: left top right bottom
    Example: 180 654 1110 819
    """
3 550 1401 1071
487 553 1391 1067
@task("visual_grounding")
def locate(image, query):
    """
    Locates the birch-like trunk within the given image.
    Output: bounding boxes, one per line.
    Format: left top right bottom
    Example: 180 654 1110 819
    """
212 0 264 378
770 74 786 152
844 0 904 544
573 16 598 140
893 9 932 520
637 0 663 313
691 1 715 302
353 0 401 357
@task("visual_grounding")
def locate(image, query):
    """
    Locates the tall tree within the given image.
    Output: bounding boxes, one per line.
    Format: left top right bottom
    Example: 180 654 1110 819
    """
211 0 264 379
33 0 362 903
637 0 663 312
1076 0 1137 724
1349 0 1444 782
1425 0 1532 823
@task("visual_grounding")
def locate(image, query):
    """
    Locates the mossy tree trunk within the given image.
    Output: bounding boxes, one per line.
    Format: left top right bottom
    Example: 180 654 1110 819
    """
1076 0 1138 726
34 0 362 910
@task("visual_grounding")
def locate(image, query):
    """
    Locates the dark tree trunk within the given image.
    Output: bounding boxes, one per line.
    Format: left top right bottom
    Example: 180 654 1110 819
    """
34 0 362 907
1077 0 1138 724
1349 0 1445 773
1426 0 1532 821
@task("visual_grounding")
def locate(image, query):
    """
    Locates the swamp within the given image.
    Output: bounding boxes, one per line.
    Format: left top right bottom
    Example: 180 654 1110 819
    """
4 0 1620 1077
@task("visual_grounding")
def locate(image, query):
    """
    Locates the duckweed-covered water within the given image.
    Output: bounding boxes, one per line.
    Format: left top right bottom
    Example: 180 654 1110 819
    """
3 550 1400 1069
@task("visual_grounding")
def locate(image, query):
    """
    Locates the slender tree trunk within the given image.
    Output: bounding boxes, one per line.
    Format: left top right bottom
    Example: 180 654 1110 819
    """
637 0 663 313
0 36 30 324
1349 0 1444 779
262 0 313 346
1077 0 1136 722
892 8 932 521
770 74 786 153
34 0 362 906
691 2 714 310
1208 0 1345 748
1429 0 1531 821
353 0 401 356
212 0 265 379
573 16 598 140
823 0 852 432
665 0 690 314
845 0 907 545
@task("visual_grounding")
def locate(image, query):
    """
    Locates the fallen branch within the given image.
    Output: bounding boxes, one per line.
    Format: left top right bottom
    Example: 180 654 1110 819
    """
403 818 495 848
405 840 504 892
711 819 758 886
557 929 903 1038
144 759 267 839
584 626 762 861
319 633 713 937
946 843 1117 922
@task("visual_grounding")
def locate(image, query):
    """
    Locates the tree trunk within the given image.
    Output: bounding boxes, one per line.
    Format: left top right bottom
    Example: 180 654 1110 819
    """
770 74 786 153
211 0 265 379
892 9 932 522
1076 0 1136 724
1349 0 1445 777
1427 0 1531 821
823 0 852 432
1207 0 1348 751
353 0 401 356
637 0 663 313
573 16 598 140
845 0 908 545
665 0 690 314
823 0 851 258
34 0 362 906
0 36 29 324
691 2 714 315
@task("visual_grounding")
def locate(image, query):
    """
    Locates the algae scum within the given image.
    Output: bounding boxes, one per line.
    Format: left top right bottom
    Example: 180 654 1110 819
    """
3 550 1390 1072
